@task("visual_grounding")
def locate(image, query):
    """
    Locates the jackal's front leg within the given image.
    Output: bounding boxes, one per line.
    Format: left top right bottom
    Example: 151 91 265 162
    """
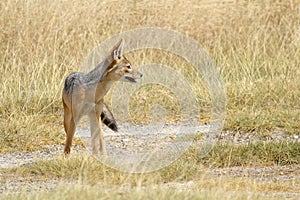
98 115 107 157
89 111 107 157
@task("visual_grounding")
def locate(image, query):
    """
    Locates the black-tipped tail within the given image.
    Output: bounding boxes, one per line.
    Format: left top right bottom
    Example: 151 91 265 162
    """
101 112 118 132
101 103 118 132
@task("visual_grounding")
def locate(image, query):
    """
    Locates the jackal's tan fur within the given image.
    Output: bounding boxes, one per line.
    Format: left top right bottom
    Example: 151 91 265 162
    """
62 40 142 156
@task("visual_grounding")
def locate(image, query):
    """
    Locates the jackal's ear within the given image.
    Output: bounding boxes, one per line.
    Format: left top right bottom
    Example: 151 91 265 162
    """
110 39 124 60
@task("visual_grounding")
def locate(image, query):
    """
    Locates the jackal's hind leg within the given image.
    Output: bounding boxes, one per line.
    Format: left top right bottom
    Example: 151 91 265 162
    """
63 106 76 155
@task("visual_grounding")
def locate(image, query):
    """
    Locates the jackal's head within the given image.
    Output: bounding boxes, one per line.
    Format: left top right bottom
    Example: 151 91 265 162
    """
106 39 142 83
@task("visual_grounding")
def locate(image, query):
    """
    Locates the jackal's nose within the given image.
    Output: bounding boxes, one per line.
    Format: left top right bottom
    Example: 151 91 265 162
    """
135 72 142 79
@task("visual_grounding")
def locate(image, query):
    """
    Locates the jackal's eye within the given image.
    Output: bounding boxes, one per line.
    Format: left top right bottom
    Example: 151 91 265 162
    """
117 56 121 59
126 65 131 69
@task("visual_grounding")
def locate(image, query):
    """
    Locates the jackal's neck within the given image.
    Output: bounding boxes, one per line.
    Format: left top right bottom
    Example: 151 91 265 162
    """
93 58 116 102
85 58 111 86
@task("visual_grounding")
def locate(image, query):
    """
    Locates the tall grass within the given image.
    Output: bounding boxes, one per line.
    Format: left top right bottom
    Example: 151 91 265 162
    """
0 0 299 152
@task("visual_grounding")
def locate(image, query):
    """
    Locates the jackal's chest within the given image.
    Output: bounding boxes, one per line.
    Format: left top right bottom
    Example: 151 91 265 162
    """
94 81 114 101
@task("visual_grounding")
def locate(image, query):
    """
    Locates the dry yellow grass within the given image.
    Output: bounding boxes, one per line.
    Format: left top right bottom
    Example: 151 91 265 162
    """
0 150 299 199
0 1 300 198
1 1 299 142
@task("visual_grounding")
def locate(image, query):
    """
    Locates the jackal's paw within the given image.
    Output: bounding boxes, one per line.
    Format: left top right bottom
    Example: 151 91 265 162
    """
64 147 70 156
100 151 108 160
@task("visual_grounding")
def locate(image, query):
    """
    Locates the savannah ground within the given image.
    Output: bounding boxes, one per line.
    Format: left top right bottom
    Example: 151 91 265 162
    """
0 0 300 199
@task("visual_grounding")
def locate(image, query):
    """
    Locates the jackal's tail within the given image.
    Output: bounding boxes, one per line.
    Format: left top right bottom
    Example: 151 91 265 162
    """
101 103 118 132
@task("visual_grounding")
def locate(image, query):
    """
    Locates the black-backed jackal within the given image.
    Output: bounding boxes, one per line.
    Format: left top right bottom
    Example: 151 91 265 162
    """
62 40 142 156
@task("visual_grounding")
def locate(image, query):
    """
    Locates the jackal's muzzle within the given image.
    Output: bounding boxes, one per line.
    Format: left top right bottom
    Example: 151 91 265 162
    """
124 70 143 83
